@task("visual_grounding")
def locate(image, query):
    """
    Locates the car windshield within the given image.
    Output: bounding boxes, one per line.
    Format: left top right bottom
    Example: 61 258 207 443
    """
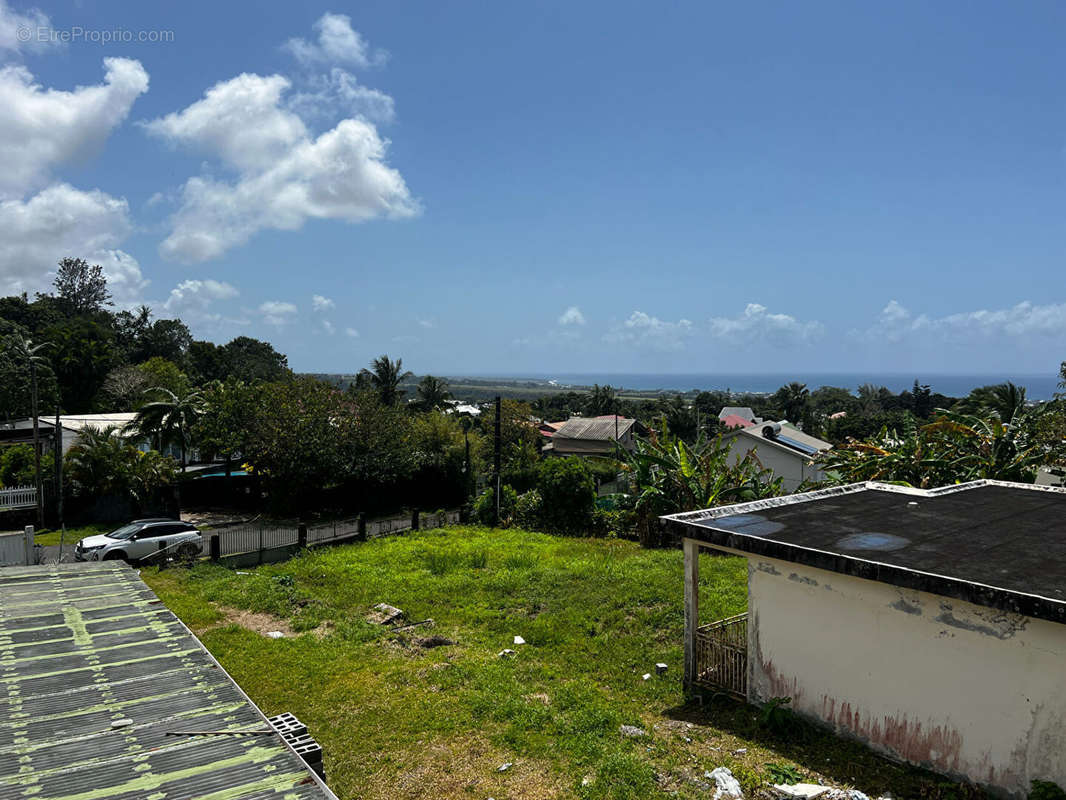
107 524 141 540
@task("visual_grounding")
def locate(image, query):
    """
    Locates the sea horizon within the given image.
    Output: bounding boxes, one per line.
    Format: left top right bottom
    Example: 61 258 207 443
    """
447 372 1062 401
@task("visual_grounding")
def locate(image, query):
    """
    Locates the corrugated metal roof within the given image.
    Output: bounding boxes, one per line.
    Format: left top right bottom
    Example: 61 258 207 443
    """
552 415 635 441
720 414 755 429
0 562 336 800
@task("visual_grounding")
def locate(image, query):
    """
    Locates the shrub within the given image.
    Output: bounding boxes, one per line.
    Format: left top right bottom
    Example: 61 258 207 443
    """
514 489 543 530
1030 781 1066 800
536 457 595 534
591 507 631 539
472 484 518 526
0 443 53 488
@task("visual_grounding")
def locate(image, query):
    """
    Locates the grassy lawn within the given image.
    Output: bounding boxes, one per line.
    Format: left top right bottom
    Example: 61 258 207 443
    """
33 523 113 546
143 526 983 800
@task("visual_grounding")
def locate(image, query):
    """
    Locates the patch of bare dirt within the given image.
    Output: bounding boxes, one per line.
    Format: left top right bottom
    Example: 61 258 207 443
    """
363 736 565 800
198 605 330 639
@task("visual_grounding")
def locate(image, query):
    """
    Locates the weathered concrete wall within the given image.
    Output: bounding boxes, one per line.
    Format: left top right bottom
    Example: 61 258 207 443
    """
747 556 1066 796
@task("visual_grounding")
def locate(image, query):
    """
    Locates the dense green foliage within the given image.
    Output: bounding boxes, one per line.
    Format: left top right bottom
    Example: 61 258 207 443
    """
616 422 783 546
535 457 596 534
818 404 1062 487
0 443 53 487
0 263 290 417
64 426 177 504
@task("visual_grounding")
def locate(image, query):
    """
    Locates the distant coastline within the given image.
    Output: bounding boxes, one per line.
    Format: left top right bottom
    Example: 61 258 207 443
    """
445 373 1061 401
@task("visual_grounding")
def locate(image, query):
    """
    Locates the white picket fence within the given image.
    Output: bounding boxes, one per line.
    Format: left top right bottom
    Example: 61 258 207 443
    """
0 485 36 511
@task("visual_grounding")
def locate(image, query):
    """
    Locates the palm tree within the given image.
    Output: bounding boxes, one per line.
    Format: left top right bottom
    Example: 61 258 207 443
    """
65 425 128 497
955 382 1027 423
586 384 618 417
415 375 452 411
10 335 51 527
127 387 205 471
358 355 413 406
775 382 810 423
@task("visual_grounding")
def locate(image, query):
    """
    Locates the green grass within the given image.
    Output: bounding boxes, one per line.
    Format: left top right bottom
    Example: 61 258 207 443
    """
143 526 987 800
33 523 113 547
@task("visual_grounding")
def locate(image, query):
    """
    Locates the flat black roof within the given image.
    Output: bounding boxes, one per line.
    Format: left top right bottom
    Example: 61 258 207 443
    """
663 481 1066 625
0 562 337 800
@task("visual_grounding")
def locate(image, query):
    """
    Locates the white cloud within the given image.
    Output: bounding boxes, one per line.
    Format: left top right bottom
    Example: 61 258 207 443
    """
558 306 586 326
158 279 240 328
418 318 435 329
708 303 824 344
0 183 146 300
283 13 387 68
259 300 298 326
147 73 417 262
289 68 395 124
312 293 335 312
0 0 59 54
0 57 148 198
864 299 1066 342
142 73 306 173
321 320 335 335
345 327 359 338
604 310 694 351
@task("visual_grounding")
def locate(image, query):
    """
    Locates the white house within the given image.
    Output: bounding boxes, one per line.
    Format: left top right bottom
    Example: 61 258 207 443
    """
721 421 831 491
665 481 1066 797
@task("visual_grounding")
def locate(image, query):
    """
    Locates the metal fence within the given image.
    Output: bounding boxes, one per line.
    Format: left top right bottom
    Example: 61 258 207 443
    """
694 612 748 698
0 485 36 511
209 509 462 562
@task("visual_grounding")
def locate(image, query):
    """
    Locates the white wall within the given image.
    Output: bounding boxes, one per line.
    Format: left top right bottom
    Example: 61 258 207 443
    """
725 436 825 492
746 556 1066 796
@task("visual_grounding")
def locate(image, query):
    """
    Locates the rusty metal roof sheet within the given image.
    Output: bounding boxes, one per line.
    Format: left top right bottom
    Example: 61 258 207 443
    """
0 562 337 800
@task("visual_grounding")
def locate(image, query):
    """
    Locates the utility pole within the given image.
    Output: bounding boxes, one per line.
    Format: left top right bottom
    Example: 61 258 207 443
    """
31 359 43 529
54 407 63 530
493 395 502 527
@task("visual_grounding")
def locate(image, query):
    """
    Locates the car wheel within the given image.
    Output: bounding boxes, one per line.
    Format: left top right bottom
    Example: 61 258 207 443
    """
177 542 199 560
102 550 126 561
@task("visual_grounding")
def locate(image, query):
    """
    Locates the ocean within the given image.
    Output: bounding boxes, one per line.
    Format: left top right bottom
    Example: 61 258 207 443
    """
493 373 1062 401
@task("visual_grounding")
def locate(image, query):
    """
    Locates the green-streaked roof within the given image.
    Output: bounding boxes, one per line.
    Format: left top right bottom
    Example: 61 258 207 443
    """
0 562 337 800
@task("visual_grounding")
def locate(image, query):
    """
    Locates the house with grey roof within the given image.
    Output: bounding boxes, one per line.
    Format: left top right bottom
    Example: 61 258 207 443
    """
722 420 831 491
717 406 763 425
542 415 641 457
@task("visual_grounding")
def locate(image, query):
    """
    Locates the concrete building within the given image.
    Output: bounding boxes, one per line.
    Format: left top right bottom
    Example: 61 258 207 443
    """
721 421 831 491
665 481 1066 796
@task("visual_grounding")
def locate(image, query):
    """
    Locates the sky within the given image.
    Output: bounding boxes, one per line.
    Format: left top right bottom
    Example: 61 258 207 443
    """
0 1 1064 377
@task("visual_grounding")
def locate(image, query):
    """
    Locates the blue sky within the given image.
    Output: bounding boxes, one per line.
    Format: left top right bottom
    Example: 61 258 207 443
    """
1 1 1064 377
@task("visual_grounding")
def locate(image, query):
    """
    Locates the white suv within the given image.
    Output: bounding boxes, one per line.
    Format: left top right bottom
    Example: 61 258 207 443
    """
75 519 203 563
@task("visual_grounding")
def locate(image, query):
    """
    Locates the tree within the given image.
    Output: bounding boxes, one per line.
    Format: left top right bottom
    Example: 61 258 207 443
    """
100 366 151 412
65 425 177 505
476 398 541 492
137 357 190 400
217 336 290 382
9 335 52 525
46 317 116 412
415 375 452 411
955 382 1027 423
818 407 1058 487
773 382 810 424
586 384 618 417
0 329 58 420
194 380 258 475
358 355 413 406
53 257 111 315
126 387 205 471
536 457 596 534
616 420 782 547
187 340 225 384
